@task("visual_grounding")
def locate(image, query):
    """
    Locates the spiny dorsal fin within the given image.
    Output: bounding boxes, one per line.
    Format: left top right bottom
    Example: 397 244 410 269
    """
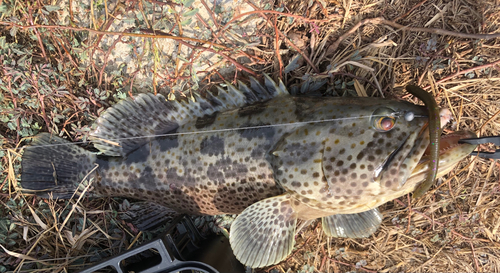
90 75 288 156
229 194 297 268
322 208 382 238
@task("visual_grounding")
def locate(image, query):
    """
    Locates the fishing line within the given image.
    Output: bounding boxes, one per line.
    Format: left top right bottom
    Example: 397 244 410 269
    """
1 114 428 152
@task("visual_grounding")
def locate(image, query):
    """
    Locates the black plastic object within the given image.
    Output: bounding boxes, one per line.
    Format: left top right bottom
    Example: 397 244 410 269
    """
78 216 245 273
459 136 500 159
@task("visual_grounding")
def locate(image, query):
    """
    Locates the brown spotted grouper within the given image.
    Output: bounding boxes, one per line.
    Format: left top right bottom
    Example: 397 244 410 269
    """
21 75 476 268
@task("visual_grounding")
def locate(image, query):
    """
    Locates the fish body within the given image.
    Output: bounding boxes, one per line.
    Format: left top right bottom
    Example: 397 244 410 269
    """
21 76 476 268
93 95 423 216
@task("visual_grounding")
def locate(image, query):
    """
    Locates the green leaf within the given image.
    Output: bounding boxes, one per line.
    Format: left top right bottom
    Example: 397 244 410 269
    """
183 0 195 8
183 8 199 17
177 55 189 62
10 26 17 37
180 18 192 26
44 5 60 12
0 36 6 49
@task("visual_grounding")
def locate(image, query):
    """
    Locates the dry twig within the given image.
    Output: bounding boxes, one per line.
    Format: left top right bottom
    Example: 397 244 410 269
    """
326 17 500 56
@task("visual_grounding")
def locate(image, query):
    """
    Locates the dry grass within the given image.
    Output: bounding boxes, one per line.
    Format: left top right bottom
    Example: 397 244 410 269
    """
1 0 500 272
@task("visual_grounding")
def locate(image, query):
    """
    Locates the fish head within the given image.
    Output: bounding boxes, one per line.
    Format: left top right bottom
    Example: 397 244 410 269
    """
321 99 434 193
271 98 476 215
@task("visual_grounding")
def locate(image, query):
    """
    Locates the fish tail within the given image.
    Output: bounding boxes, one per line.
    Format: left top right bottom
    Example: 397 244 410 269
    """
21 133 98 199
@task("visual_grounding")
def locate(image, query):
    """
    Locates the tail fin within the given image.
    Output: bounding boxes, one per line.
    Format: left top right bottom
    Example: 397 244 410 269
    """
21 133 98 199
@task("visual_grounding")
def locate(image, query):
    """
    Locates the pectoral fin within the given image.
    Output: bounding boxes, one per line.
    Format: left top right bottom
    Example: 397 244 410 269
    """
322 208 382 238
229 194 297 268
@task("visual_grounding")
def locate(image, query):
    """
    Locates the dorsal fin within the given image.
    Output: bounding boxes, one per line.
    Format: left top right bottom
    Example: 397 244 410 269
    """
90 75 288 156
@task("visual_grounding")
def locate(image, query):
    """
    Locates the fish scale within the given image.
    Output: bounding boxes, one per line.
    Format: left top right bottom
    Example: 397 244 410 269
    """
20 75 477 268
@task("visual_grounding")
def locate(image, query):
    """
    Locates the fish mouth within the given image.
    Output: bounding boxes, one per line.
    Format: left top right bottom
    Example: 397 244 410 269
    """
421 131 477 158
411 130 477 179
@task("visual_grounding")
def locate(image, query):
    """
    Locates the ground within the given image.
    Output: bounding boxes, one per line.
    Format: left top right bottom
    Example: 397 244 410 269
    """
0 0 500 272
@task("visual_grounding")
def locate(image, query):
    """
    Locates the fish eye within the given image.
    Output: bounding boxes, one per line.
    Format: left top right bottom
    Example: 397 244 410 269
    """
371 107 397 132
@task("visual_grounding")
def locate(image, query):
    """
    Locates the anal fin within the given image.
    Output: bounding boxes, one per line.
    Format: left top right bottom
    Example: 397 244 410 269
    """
322 208 382 238
119 201 180 231
229 194 297 268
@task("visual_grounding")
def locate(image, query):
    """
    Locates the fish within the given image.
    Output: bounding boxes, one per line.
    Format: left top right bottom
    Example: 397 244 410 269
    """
20 75 477 268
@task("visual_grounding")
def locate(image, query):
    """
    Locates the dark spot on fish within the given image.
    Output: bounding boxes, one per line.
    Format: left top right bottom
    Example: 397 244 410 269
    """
239 122 275 141
195 113 217 129
238 102 268 116
200 135 225 156
294 99 315 121
158 131 179 152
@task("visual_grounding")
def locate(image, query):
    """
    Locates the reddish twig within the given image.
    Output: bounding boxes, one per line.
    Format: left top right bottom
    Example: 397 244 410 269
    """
450 230 481 271
178 40 257 76
244 2 320 74
200 0 220 29
479 109 500 136
27 8 47 61
0 21 231 50
88 2 127 70
273 16 284 78
98 36 123 87
405 194 412 234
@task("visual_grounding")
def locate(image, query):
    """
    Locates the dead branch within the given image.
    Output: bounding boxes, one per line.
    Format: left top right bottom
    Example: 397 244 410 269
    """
326 17 500 57
426 59 500 88
0 21 231 50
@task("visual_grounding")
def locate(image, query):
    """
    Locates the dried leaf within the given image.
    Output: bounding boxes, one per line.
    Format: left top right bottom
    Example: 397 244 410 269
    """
0 244 48 264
